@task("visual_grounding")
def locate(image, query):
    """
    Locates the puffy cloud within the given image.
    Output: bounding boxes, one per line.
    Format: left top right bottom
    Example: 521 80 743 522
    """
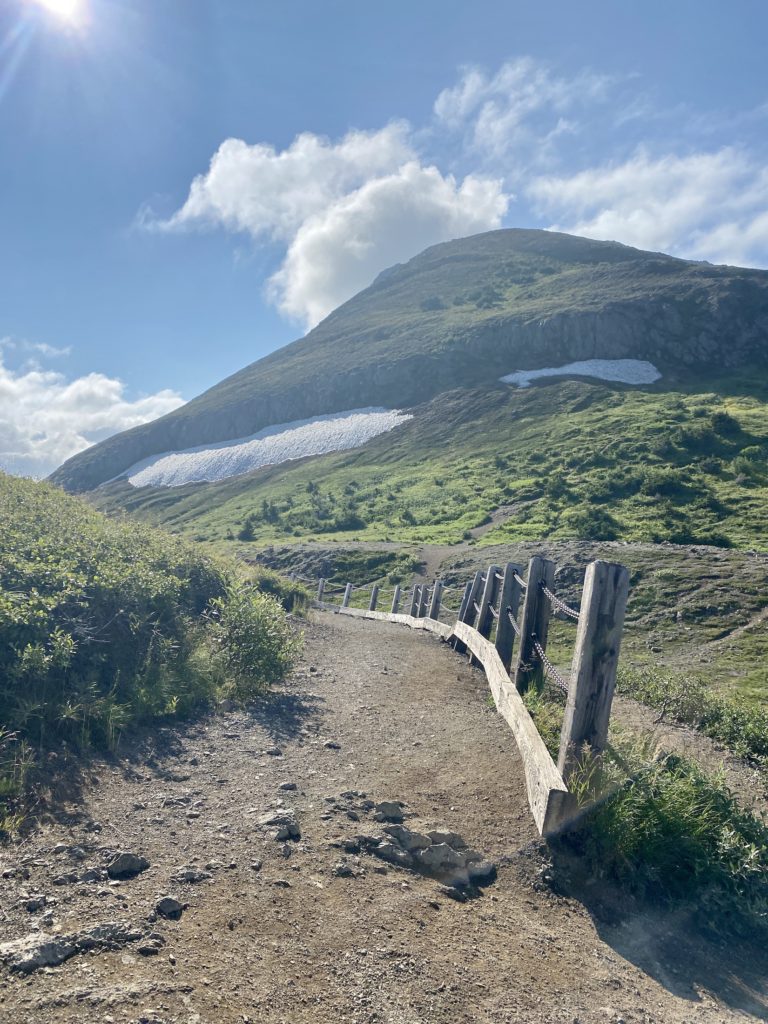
156 123 414 240
269 162 508 326
153 124 508 328
527 147 768 266
0 348 184 478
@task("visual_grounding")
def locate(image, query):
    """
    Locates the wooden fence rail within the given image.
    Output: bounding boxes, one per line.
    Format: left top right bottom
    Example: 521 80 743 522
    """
313 556 629 836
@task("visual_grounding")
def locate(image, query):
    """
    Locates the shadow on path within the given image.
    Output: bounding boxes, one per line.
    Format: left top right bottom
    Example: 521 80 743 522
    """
553 857 768 1020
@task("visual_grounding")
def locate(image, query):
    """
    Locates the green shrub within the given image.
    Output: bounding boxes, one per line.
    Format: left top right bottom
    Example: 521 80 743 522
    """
206 584 301 701
0 475 301 828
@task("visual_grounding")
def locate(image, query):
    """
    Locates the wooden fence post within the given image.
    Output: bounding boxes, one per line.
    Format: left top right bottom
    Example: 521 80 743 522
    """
557 560 630 780
409 585 420 617
512 556 556 693
456 581 472 623
454 570 484 654
428 580 443 619
342 583 352 608
494 562 523 672
369 585 379 612
391 585 401 615
418 585 430 618
477 564 501 638
316 578 325 603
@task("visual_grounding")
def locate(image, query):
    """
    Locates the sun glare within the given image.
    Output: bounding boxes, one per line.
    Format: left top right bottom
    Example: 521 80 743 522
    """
30 0 84 24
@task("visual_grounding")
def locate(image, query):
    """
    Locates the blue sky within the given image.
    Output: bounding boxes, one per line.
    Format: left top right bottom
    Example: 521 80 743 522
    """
2 0 768 475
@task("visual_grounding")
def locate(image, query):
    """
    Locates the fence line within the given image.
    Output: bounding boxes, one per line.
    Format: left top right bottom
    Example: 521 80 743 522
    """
308 556 628 835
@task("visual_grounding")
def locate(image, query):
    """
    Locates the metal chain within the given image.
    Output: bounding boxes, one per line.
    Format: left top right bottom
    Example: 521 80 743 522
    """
506 607 521 637
513 573 527 589
540 583 580 621
488 605 499 619
532 639 570 694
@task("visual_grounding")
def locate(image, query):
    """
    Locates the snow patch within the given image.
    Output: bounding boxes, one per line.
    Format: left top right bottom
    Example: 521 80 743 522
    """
500 359 662 389
124 408 412 488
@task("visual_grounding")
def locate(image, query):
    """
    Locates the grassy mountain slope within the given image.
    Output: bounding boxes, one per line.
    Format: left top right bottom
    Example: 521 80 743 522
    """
51 229 768 493
92 369 768 552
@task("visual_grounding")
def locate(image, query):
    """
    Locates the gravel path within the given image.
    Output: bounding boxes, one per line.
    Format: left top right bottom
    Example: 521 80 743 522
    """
1 612 766 1023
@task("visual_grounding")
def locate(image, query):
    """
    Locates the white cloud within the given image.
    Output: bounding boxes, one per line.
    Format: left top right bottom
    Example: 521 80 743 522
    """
434 57 612 163
269 162 508 326
527 147 768 266
152 124 508 329
156 123 414 240
0 349 184 478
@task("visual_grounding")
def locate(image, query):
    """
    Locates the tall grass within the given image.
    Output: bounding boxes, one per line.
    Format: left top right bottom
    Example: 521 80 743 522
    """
566 737 768 934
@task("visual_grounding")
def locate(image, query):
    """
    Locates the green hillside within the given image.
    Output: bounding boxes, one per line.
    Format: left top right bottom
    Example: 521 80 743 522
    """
92 370 768 553
51 229 768 493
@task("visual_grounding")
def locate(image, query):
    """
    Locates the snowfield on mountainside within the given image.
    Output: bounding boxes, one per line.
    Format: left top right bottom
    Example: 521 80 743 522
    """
500 358 662 388
124 408 412 487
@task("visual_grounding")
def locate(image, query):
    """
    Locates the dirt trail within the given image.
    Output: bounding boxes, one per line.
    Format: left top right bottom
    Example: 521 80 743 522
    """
1 613 766 1023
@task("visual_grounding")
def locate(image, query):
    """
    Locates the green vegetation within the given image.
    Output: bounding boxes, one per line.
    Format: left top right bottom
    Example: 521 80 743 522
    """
566 741 768 936
618 668 768 769
94 371 768 556
0 474 300 832
522 681 768 933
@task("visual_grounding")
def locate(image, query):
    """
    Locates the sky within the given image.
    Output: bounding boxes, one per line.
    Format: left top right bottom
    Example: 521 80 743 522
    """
2 0 768 476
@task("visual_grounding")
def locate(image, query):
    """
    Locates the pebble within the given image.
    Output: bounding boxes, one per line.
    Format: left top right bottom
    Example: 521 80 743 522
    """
106 852 150 880
155 897 184 920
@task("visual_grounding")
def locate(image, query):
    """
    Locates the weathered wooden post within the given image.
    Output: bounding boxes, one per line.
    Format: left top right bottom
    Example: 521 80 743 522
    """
409 585 421 617
557 560 630 780
512 556 556 693
369 584 379 612
494 562 524 672
342 583 352 608
454 570 484 654
428 580 443 619
391 584 401 614
418 585 430 618
477 564 501 638
316 578 326 603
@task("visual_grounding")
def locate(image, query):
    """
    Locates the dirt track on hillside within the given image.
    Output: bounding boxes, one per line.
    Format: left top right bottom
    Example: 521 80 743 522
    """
1 613 766 1023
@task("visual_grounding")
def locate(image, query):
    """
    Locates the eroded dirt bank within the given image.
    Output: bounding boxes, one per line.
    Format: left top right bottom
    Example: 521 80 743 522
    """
1 613 766 1023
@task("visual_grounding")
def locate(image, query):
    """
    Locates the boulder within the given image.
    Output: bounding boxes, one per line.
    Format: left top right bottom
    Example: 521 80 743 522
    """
427 830 467 850
155 897 184 920
373 842 413 869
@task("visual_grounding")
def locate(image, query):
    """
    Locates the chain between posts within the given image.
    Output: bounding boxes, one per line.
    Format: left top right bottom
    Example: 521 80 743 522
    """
532 639 570 694
513 572 527 589
506 607 522 637
540 583 580 621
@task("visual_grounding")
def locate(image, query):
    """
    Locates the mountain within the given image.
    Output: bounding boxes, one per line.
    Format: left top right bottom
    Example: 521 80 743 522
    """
50 229 768 494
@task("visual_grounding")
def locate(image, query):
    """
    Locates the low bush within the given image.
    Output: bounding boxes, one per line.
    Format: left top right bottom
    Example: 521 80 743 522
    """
205 583 301 702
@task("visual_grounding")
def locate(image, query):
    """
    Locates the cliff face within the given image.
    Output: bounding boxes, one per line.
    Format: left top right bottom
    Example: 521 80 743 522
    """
49 229 768 492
